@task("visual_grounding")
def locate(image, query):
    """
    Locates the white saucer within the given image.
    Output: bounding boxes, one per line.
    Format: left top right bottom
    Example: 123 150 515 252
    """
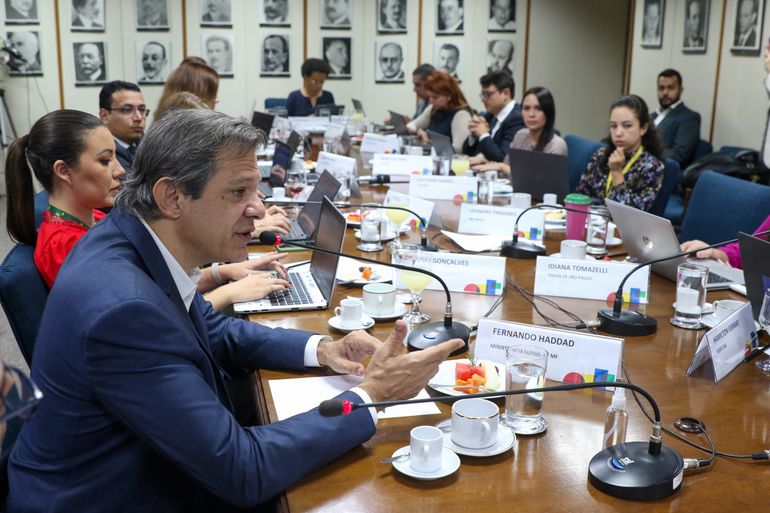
391 445 461 480
354 226 409 243
435 419 516 457
606 236 623 248
549 253 597 261
328 314 375 332
364 302 409 321
671 302 714 314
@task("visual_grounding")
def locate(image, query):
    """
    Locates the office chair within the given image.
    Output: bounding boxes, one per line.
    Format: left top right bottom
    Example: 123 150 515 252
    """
649 158 681 217
564 134 603 191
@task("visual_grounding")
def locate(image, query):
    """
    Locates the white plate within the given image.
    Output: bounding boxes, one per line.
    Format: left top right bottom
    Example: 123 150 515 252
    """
549 253 597 261
606 236 623 248
328 314 375 333
671 302 714 314
365 302 409 321
391 446 460 480
493 183 513 195
435 419 516 457
428 359 505 397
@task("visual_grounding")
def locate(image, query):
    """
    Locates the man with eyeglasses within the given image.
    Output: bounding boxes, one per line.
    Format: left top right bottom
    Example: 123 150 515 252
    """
464 71 524 164
98 80 148 171
377 42 404 82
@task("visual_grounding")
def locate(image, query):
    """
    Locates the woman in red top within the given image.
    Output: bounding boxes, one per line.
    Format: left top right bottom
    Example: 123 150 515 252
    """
5 110 124 288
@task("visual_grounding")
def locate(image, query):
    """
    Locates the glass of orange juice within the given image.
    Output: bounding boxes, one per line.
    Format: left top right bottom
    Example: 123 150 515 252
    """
451 154 470 176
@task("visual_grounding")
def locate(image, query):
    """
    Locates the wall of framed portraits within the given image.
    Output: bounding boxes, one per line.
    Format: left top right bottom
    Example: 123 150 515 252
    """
629 0 770 150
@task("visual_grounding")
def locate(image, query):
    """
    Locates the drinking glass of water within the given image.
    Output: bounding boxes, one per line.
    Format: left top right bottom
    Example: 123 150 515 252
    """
670 263 708 329
285 169 307 216
755 289 770 372
503 345 549 435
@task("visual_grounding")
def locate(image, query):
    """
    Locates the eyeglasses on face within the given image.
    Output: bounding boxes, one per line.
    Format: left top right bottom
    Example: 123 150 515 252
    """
0 364 43 424
106 105 150 117
479 89 499 100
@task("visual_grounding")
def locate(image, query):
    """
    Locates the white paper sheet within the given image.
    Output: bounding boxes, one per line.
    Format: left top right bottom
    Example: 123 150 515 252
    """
440 230 514 252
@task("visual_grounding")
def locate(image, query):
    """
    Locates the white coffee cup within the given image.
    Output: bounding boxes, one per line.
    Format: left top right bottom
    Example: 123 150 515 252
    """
605 222 617 243
451 398 499 449
272 187 286 200
334 297 363 327
542 193 558 206
409 425 444 472
712 299 744 322
510 192 532 209
363 283 396 316
560 239 587 259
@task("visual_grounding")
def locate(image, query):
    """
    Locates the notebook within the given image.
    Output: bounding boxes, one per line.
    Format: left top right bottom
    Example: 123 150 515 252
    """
388 110 410 136
605 199 745 290
234 197 346 314
738 232 770 320
507 148 570 203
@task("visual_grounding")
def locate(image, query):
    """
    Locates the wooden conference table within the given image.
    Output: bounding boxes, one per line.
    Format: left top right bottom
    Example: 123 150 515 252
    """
248 185 769 513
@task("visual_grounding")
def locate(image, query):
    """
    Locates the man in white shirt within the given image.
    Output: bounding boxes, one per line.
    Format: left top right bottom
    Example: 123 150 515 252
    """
263 0 288 23
379 0 405 31
322 0 351 27
75 42 105 82
437 0 463 33
139 41 168 83
650 69 701 166
205 34 232 75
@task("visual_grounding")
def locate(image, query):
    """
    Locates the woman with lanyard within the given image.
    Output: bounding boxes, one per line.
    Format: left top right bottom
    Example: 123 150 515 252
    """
577 94 664 212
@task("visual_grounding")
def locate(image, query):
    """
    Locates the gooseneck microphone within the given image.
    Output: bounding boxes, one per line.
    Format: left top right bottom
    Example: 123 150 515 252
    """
598 228 770 337
319 380 693 501
258 231 470 353
356 175 411 185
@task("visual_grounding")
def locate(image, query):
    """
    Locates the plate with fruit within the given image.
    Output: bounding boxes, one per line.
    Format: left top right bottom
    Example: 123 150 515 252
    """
428 359 505 397
335 257 394 285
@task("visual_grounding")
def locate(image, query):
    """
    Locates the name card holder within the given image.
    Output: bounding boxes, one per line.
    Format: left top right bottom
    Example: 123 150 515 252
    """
372 154 434 176
408 175 478 202
394 252 506 296
458 204 545 240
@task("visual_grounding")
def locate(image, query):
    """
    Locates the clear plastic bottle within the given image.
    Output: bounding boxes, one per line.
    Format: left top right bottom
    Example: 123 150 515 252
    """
602 383 628 449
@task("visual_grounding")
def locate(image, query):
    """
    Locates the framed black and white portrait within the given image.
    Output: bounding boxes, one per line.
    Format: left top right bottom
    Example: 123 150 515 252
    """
5 0 39 24
200 0 231 27
375 41 405 83
136 39 170 84
136 0 169 30
731 0 765 54
641 0 664 48
323 37 351 79
378 0 406 33
71 0 105 31
436 0 463 35
320 0 351 30
73 41 106 84
487 39 513 76
260 0 289 27
261 34 289 77
202 32 233 77
683 0 708 53
5 31 42 75
434 40 462 81
488 0 515 32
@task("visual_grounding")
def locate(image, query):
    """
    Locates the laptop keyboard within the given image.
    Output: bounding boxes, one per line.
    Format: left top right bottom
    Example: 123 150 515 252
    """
707 272 731 285
285 222 306 240
259 182 272 197
268 273 312 306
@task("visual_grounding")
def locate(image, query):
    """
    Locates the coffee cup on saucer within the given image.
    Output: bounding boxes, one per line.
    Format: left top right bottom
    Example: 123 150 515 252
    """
362 283 396 316
712 299 744 323
451 398 499 449
409 425 444 472
334 298 365 328
560 239 587 260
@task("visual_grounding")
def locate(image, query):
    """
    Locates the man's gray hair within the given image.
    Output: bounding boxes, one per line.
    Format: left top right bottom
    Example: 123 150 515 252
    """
115 109 264 219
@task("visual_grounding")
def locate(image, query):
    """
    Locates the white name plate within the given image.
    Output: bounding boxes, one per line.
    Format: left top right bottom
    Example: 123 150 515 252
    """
474 319 623 385
316 151 357 177
288 117 329 132
408 175 478 202
394 253 506 296
360 133 399 154
372 154 434 176
384 190 435 227
533 256 650 304
458 204 545 240
687 303 759 383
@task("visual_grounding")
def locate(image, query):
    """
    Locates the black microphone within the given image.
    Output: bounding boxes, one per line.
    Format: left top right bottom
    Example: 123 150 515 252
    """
319 380 692 501
356 175 411 185
258 231 470 353
597 229 770 337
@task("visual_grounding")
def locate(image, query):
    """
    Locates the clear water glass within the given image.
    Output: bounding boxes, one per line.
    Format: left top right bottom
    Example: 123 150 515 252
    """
393 247 431 324
503 345 549 435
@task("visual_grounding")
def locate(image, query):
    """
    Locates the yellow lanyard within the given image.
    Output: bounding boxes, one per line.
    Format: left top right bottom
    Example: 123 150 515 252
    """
605 145 643 198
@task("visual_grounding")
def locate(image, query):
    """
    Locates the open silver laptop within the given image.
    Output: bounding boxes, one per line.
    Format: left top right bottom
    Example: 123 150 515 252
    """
351 98 365 116
427 130 453 158
605 199 744 290
235 197 346 314
388 110 409 136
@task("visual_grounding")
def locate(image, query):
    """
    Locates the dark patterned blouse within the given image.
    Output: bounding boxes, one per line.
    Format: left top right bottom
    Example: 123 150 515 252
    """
576 146 664 212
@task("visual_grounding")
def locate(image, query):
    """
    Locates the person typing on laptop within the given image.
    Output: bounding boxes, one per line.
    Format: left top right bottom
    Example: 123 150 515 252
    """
680 214 770 269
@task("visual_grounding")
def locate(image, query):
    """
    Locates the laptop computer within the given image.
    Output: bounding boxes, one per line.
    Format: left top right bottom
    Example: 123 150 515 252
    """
351 98 365 116
388 110 409 136
605 199 745 290
234 197 346 314
507 148 570 203
427 130 454 158
738 232 770 319
251 111 275 138
258 131 303 197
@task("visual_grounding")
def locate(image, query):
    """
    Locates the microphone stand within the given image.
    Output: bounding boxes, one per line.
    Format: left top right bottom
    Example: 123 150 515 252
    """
320 380 693 501
597 228 770 337
259 232 470 354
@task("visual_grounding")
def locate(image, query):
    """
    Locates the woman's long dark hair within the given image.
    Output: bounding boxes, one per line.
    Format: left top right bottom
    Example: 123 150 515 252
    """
4 110 102 245
522 86 556 151
600 94 664 169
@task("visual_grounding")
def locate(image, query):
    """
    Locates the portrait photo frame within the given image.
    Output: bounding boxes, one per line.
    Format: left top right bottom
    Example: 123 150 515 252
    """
5 30 42 75
322 36 351 79
436 0 464 36
377 0 406 34
375 40 406 83
320 0 352 29
136 39 170 84
260 33 290 77
731 0 765 55
70 0 105 32
640 0 664 49
434 40 462 82
200 0 232 28
487 39 513 76
5 0 40 24
683 0 709 54
260 0 290 27
73 41 107 85
201 32 234 77
487 0 516 32
136 0 169 30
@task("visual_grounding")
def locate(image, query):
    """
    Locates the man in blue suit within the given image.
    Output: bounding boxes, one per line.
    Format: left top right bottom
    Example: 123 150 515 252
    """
99 81 147 172
464 71 525 163
8 109 462 512
651 69 701 167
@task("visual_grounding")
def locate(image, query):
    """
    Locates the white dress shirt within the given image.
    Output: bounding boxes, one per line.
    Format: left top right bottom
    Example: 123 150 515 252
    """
653 99 682 126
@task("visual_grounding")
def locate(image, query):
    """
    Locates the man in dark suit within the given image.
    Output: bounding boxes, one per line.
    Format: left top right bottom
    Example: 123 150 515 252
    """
98 81 146 171
464 71 525 163
651 69 701 167
7 109 462 512
5 0 38 21
734 0 758 47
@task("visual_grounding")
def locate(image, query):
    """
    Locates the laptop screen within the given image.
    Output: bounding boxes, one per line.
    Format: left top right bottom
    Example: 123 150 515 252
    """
388 111 409 135
738 232 770 319
351 98 365 115
297 171 341 236
427 130 453 157
507 148 570 202
310 197 346 302
251 111 275 138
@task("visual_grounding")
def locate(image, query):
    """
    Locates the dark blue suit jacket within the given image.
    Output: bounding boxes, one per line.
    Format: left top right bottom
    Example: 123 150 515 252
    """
115 139 135 172
462 103 525 162
8 209 375 512
652 102 701 167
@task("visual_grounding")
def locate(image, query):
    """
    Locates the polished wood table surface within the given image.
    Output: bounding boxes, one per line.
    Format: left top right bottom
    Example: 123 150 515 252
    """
249 186 770 513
